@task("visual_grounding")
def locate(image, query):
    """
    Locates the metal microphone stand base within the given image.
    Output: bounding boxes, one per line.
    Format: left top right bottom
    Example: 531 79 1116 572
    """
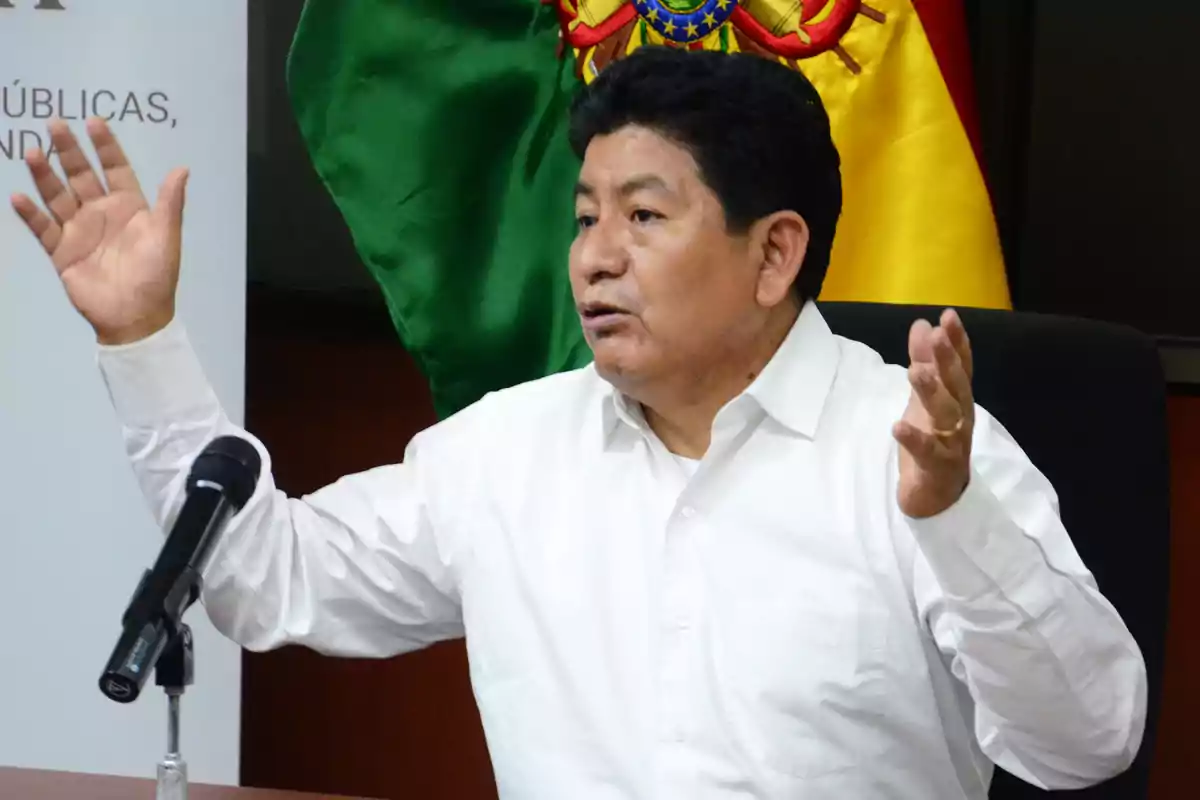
154 624 194 800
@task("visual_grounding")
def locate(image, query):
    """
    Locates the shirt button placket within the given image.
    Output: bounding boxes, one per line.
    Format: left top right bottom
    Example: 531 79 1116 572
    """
659 501 698 746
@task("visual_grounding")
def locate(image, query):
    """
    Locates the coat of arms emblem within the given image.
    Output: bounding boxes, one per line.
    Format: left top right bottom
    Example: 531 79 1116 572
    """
550 0 887 80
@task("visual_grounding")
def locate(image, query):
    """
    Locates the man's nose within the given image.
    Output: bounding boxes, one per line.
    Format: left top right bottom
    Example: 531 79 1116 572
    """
576 220 629 285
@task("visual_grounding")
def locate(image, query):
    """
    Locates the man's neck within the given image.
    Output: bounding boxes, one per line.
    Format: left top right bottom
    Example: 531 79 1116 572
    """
640 305 800 459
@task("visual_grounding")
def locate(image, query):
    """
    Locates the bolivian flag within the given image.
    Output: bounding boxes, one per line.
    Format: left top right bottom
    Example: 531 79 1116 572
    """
288 0 1009 419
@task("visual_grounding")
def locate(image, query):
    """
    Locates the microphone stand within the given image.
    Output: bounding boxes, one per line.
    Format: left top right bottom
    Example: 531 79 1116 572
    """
154 623 194 800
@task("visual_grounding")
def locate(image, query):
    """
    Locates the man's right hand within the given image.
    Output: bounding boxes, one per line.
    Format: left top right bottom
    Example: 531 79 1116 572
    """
10 117 189 345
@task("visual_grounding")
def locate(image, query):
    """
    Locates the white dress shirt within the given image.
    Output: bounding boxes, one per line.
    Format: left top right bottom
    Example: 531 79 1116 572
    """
96 301 1146 799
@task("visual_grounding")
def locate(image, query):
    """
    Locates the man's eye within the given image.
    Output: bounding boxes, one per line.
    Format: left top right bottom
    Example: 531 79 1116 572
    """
576 214 597 229
631 209 662 224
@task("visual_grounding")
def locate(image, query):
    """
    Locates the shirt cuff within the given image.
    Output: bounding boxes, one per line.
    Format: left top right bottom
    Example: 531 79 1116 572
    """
96 316 219 427
905 470 1048 605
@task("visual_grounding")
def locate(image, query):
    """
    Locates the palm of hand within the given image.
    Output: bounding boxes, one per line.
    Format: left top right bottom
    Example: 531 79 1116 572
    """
55 192 166 331
896 388 970 518
891 310 975 519
12 118 186 345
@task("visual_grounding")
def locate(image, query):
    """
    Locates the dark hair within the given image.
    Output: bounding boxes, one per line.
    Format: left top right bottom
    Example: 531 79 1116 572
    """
568 46 843 303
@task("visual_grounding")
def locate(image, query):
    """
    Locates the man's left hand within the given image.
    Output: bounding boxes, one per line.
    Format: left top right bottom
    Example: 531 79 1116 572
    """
893 309 975 518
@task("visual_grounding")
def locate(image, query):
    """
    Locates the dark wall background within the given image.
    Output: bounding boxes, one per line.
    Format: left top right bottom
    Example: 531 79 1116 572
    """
241 2 1200 798
965 2 1200 339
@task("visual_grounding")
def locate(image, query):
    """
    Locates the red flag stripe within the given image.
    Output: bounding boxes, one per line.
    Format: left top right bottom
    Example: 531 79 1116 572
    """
909 0 985 170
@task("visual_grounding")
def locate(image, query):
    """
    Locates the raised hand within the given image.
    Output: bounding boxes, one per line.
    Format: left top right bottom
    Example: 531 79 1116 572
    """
892 309 975 519
10 117 189 345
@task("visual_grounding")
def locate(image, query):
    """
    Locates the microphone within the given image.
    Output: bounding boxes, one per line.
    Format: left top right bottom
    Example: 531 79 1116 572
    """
99 435 261 704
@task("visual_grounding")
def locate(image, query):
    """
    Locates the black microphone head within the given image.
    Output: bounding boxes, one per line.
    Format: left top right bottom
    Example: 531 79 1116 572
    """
187 435 262 510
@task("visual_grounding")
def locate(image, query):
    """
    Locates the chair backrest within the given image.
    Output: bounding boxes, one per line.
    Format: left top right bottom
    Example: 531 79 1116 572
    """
818 301 1169 800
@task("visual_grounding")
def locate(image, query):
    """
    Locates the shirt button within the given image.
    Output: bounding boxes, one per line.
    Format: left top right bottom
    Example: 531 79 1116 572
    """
680 505 696 519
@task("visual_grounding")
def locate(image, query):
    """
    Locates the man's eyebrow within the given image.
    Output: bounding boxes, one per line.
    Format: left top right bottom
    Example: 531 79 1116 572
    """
617 174 672 196
573 175 673 200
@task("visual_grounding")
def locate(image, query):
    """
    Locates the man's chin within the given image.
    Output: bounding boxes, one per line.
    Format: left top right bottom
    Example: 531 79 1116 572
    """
589 341 646 384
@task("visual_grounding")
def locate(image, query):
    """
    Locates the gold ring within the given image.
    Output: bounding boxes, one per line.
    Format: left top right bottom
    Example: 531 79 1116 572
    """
932 417 964 438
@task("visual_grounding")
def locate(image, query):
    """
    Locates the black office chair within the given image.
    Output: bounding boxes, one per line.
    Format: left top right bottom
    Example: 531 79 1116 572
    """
818 301 1169 800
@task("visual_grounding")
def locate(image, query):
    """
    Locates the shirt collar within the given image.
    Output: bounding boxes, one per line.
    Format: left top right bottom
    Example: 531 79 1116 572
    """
742 300 840 438
597 380 644 446
593 300 841 445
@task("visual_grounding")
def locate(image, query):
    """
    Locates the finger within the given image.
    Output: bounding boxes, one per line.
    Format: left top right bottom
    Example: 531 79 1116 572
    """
87 116 144 198
931 325 973 409
909 361 962 430
893 420 943 463
48 118 106 203
908 317 936 365
940 308 973 380
11 192 63 255
23 146 79 223
152 167 189 234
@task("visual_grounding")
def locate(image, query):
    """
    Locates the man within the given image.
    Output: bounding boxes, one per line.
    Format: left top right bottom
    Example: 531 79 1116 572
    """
12 47 1144 799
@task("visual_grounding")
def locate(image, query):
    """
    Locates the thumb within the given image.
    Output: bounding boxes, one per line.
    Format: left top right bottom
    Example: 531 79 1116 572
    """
153 167 189 234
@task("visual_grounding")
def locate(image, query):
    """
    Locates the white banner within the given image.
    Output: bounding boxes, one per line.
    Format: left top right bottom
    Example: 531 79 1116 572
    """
0 0 247 784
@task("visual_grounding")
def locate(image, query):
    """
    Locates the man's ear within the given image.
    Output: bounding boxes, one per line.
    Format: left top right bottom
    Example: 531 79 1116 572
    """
752 210 809 308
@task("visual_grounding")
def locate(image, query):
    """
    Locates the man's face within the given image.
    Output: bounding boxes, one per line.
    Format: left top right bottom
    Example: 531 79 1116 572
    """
570 125 766 393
